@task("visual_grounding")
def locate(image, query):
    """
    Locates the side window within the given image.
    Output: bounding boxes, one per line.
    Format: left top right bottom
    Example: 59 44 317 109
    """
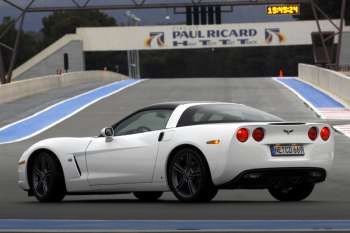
114 109 172 136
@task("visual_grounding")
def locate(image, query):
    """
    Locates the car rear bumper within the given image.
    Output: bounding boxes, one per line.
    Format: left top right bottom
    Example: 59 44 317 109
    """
209 137 334 185
218 167 326 189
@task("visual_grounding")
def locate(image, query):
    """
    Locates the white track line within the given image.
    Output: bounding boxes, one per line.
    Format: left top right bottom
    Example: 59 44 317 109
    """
0 79 144 144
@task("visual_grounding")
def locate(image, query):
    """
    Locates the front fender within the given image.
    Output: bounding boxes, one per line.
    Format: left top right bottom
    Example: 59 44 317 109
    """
18 137 93 192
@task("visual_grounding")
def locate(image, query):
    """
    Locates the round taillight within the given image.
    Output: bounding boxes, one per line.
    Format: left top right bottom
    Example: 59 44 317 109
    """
320 127 330 141
236 128 249 143
308 127 318 141
252 128 265 142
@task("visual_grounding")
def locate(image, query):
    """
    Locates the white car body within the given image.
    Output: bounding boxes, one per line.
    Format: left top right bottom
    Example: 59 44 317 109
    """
18 102 334 195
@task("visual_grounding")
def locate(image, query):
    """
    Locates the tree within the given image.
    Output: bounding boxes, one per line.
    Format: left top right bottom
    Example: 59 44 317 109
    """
0 16 40 83
0 10 117 83
41 10 117 47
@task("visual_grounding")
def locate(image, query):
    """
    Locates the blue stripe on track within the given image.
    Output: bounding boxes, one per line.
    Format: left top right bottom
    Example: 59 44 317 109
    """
277 78 344 108
1 220 350 231
0 79 139 144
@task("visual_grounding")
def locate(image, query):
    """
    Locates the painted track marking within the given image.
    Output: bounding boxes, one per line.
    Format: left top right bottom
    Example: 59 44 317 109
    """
274 77 347 119
0 79 143 144
274 77 350 138
2 220 350 232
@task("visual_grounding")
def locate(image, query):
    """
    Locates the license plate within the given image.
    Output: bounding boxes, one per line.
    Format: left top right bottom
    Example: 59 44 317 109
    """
270 144 304 156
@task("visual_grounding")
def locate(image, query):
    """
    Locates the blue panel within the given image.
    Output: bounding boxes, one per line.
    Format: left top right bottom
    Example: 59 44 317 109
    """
278 78 344 108
0 79 138 144
1 220 350 231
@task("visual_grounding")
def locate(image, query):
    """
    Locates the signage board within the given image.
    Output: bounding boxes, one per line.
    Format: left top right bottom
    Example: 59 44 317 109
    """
76 20 346 51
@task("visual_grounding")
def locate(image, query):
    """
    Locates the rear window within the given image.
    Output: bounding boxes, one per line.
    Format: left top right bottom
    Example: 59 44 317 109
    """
177 104 282 127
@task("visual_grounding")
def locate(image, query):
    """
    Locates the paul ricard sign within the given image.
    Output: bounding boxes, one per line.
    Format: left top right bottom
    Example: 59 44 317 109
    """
144 26 259 49
77 20 345 51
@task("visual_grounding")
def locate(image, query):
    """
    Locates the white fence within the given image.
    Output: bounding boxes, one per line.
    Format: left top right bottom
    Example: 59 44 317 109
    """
298 63 350 105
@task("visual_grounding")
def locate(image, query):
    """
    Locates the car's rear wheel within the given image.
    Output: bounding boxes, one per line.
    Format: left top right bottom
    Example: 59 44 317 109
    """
167 147 217 202
268 183 314 201
133 192 163 201
29 152 66 202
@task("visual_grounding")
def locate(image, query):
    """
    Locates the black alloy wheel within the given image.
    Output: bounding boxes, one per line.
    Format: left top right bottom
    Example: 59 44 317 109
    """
167 148 217 202
30 152 66 202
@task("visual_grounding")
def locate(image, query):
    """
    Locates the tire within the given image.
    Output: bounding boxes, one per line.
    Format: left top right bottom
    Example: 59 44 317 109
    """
29 152 66 202
133 192 163 201
268 183 314 202
167 147 218 202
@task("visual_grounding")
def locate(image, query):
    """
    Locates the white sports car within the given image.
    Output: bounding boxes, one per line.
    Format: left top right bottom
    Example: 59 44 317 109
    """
18 102 334 202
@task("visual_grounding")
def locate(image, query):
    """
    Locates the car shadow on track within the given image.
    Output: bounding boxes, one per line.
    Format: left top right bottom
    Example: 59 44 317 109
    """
20 199 323 204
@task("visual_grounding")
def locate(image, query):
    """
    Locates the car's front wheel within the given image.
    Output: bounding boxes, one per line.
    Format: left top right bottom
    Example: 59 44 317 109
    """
167 147 217 202
29 152 66 202
268 183 314 201
133 192 163 201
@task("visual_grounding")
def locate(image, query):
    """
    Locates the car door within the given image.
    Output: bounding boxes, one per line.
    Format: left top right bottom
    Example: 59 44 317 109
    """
85 109 172 186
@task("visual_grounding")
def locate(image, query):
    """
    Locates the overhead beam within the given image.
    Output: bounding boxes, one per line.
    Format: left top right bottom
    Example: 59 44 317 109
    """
2 0 24 11
0 9 29 40
0 42 13 51
26 0 310 12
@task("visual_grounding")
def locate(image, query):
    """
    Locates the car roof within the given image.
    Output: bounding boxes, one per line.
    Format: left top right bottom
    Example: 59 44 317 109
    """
141 101 241 111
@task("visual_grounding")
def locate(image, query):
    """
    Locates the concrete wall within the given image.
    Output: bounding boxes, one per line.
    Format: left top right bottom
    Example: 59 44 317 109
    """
12 34 84 81
298 63 350 105
340 32 350 65
0 71 127 104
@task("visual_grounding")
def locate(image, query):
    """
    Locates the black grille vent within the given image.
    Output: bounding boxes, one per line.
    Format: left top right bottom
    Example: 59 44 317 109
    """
269 122 305 126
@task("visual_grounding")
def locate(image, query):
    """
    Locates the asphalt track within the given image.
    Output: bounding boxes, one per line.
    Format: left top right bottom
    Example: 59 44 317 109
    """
0 79 116 128
0 78 350 220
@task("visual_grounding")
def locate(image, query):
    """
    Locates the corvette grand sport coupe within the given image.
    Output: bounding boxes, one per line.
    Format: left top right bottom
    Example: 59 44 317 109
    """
18 102 334 203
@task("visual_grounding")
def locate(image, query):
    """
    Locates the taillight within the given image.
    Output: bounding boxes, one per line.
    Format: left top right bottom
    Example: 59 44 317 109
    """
320 127 330 141
236 128 249 142
252 128 265 142
308 127 318 141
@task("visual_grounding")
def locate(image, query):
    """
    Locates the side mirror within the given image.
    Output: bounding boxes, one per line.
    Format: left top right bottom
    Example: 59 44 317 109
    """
100 127 114 142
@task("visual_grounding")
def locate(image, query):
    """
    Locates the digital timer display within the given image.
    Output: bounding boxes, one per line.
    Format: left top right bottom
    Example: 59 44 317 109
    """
266 4 300 15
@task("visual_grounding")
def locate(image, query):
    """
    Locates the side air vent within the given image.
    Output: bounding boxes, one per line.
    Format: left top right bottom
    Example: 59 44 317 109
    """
73 155 81 176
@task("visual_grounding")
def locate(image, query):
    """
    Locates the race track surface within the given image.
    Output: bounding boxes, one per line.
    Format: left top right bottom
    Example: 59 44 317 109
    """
0 78 349 220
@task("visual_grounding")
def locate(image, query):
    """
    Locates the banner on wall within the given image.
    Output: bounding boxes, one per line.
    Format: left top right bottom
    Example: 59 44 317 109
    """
77 20 346 51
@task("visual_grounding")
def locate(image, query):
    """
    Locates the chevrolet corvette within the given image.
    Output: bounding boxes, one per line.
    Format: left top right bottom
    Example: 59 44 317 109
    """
18 102 334 202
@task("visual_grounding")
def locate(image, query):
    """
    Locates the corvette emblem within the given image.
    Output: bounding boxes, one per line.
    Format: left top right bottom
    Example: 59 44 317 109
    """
283 129 294 135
